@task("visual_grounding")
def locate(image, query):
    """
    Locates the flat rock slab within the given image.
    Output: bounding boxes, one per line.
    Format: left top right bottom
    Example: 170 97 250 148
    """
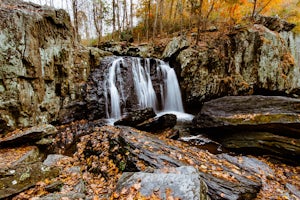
193 95 300 138
115 166 208 200
0 146 59 199
0 124 57 148
0 146 40 169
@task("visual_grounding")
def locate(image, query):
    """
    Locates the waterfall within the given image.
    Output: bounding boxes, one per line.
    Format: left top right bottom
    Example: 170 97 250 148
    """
132 58 158 111
158 61 184 112
104 56 185 119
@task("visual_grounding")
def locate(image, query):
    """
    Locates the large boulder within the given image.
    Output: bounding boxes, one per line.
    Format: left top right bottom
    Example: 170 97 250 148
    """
193 95 300 134
0 0 111 133
0 146 59 199
176 23 300 109
115 166 208 200
193 95 300 163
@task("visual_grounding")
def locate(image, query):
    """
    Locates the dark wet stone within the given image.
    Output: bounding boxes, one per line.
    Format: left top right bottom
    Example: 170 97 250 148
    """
255 15 296 32
0 125 57 148
136 114 177 132
114 107 156 127
193 95 300 138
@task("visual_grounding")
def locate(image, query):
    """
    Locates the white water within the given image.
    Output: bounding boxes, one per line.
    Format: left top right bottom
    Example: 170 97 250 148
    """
158 61 184 112
132 58 158 111
104 57 124 119
104 57 186 119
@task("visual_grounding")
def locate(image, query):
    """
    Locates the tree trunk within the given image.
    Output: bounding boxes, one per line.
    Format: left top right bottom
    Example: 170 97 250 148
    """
252 0 257 18
112 0 116 38
153 0 159 39
72 0 79 42
159 0 164 36
93 1 103 43
196 0 203 43
130 0 133 33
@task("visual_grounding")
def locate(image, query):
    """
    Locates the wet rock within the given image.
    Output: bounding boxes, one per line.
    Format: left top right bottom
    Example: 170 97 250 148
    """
217 132 300 164
115 166 208 200
193 95 300 163
179 135 225 154
114 108 156 127
0 124 57 148
136 114 177 132
193 95 300 137
83 126 261 199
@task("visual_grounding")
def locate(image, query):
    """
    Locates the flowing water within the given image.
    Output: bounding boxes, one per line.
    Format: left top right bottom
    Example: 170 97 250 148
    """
104 56 187 120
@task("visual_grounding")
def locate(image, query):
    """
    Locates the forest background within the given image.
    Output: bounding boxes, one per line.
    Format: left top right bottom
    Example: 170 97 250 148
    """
24 0 300 44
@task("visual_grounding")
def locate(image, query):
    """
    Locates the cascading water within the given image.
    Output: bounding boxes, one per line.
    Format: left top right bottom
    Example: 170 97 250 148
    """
104 56 185 119
158 61 184 112
132 58 158 111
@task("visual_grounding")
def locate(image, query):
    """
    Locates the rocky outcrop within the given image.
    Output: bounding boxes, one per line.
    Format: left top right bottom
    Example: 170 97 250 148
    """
193 95 300 163
0 0 111 134
0 146 59 199
81 125 262 199
173 21 300 109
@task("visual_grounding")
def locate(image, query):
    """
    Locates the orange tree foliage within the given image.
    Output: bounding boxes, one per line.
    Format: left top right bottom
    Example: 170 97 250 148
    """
133 0 300 41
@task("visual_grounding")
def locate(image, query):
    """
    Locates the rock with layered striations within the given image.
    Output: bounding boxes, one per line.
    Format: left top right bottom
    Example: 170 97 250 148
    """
193 95 300 163
82 125 262 199
0 124 57 148
136 114 177 132
193 95 300 135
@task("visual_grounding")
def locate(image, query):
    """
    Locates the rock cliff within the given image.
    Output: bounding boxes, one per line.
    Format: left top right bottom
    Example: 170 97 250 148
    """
0 0 110 134
162 19 299 112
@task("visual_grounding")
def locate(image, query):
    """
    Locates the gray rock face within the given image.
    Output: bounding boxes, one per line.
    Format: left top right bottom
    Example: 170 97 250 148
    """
0 1 111 133
161 37 190 60
115 166 208 200
193 95 300 163
176 23 300 108
0 0 74 133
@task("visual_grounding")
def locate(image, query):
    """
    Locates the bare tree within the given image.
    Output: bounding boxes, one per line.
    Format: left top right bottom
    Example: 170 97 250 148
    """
93 1 103 42
130 0 133 33
72 0 79 42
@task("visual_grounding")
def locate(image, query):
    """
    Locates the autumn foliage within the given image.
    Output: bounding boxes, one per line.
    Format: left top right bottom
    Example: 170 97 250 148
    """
132 0 300 41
